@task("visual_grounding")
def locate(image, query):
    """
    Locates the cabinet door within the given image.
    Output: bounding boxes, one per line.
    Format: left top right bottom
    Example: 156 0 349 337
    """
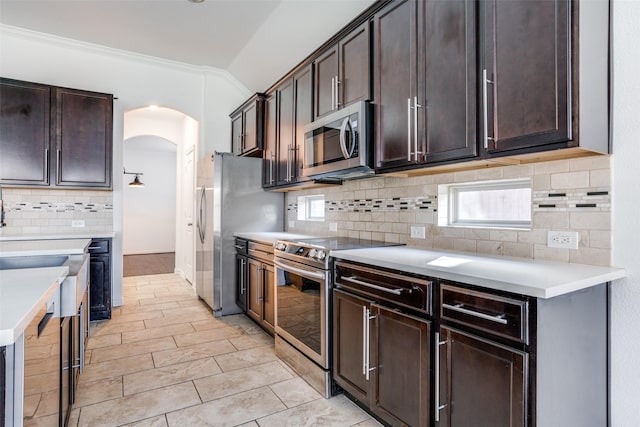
333 289 371 404
0 78 50 185
262 93 277 187
314 46 339 119
89 253 111 321
294 65 313 183
438 327 526 427
373 0 419 171
339 22 371 109
262 263 276 334
277 78 295 186
236 255 248 312
231 112 243 155
422 0 477 163
54 88 112 188
243 102 258 154
481 0 570 153
246 258 263 323
370 304 430 427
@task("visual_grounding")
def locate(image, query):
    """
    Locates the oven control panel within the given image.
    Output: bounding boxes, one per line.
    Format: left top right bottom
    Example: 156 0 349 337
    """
274 240 326 261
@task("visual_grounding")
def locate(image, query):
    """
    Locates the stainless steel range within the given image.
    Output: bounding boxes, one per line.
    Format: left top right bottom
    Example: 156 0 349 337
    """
272 237 402 398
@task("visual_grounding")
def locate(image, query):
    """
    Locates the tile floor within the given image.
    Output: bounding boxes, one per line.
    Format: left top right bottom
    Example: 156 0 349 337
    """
69 273 381 427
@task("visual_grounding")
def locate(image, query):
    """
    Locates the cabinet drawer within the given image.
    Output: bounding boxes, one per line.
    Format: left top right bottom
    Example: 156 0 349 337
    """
88 239 110 254
234 238 248 255
247 241 273 263
440 283 528 344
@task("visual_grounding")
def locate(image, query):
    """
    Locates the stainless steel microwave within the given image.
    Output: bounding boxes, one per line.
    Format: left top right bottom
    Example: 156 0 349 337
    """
302 101 372 180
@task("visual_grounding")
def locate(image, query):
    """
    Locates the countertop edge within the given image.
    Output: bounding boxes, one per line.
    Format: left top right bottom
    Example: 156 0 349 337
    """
330 249 626 299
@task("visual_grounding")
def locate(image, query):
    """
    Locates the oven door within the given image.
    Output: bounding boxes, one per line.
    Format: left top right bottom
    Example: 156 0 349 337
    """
273 258 330 369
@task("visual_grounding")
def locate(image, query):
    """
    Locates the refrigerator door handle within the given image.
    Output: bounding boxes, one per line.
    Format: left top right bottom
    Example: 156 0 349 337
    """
198 187 206 243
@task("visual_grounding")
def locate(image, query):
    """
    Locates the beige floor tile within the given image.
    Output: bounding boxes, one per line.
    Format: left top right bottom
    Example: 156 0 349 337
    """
143 311 210 329
235 422 259 427
269 377 323 408
173 326 243 347
109 310 165 325
152 339 237 368
78 382 200 427
256 394 370 427
24 412 58 427
121 323 195 344
165 386 286 427
138 294 195 306
74 376 123 407
194 360 293 402
190 318 230 332
176 299 210 309
90 337 176 363
123 357 221 395
67 408 80 427
228 332 273 351
162 305 211 318
119 302 180 315
91 319 146 337
122 415 168 426
79 353 154 383
214 345 278 372
86 332 121 349
352 419 385 427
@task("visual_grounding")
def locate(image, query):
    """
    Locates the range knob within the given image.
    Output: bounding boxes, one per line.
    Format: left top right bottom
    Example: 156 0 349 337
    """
309 248 317 258
275 242 287 251
316 250 326 260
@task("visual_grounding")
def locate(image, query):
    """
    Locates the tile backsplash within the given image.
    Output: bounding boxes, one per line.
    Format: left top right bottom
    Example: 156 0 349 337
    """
286 156 613 266
1 188 113 235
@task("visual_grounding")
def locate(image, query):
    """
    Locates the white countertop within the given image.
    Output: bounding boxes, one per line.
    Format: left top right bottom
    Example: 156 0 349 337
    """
330 246 626 299
0 231 114 241
234 231 317 245
0 239 91 257
0 266 68 346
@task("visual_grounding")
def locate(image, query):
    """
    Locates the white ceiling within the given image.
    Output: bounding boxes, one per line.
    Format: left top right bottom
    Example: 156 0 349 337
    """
0 0 376 92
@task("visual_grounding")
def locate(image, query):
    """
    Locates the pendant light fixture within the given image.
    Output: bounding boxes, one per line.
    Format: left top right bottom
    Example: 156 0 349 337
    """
123 168 145 187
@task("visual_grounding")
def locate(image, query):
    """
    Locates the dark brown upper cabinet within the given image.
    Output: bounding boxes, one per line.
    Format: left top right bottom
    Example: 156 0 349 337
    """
480 0 570 154
0 78 113 189
314 22 371 121
293 64 313 184
262 92 278 188
230 94 264 158
373 0 477 173
276 78 295 186
54 87 113 188
0 78 51 186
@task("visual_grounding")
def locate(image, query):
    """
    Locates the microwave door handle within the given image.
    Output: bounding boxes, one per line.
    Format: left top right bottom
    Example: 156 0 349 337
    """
339 118 351 159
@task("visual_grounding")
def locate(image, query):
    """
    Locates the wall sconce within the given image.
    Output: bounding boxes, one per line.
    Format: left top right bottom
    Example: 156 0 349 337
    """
123 168 145 187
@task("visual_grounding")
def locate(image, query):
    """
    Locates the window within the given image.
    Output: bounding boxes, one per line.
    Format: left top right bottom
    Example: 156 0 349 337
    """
297 195 325 221
439 179 531 229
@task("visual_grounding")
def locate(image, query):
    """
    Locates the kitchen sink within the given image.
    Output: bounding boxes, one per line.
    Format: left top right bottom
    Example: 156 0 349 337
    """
0 255 69 270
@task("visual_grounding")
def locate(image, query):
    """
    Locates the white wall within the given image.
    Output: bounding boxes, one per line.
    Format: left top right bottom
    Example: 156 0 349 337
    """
611 1 640 425
123 136 176 255
0 25 250 306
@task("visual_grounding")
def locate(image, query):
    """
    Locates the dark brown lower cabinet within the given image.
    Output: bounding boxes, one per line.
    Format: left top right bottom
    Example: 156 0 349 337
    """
437 327 526 427
246 258 275 335
89 238 112 321
333 289 431 427
371 304 431 427
236 254 248 312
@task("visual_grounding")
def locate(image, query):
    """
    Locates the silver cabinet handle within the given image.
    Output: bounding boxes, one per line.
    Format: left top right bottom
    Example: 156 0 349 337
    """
443 303 508 324
407 98 412 161
362 305 367 377
234 244 244 251
270 151 275 184
335 75 341 109
435 332 448 422
482 68 495 149
331 77 335 111
342 276 403 295
413 96 422 162
44 148 49 182
56 149 61 184
88 246 102 250
364 307 376 381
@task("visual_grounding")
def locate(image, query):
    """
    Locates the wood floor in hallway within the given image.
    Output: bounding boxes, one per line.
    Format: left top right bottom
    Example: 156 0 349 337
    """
69 273 381 426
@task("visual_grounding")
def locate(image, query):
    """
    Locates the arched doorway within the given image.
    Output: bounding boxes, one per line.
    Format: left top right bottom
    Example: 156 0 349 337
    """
123 106 198 284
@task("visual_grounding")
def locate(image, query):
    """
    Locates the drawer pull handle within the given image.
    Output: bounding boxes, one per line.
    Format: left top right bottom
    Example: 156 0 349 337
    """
88 246 102 250
443 303 508 325
234 245 245 251
342 276 404 296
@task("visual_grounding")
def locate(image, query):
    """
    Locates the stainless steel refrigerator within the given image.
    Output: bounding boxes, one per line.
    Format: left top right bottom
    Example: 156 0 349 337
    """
195 152 283 316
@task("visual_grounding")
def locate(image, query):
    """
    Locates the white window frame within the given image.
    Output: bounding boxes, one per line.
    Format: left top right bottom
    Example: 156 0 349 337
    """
297 194 325 221
439 178 532 229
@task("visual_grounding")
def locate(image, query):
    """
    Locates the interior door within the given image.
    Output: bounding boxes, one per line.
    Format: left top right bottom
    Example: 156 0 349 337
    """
183 147 195 285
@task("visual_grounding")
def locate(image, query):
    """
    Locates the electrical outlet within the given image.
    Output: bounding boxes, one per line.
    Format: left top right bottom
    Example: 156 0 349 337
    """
71 219 85 228
329 222 338 232
547 231 579 250
410 225 426 239
288 220 295 229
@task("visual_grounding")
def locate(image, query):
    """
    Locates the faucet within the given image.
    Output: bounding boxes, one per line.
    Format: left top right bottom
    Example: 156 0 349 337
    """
0 184 5 227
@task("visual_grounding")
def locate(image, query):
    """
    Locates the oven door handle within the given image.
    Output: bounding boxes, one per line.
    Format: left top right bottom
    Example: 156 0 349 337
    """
273 259 326 280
